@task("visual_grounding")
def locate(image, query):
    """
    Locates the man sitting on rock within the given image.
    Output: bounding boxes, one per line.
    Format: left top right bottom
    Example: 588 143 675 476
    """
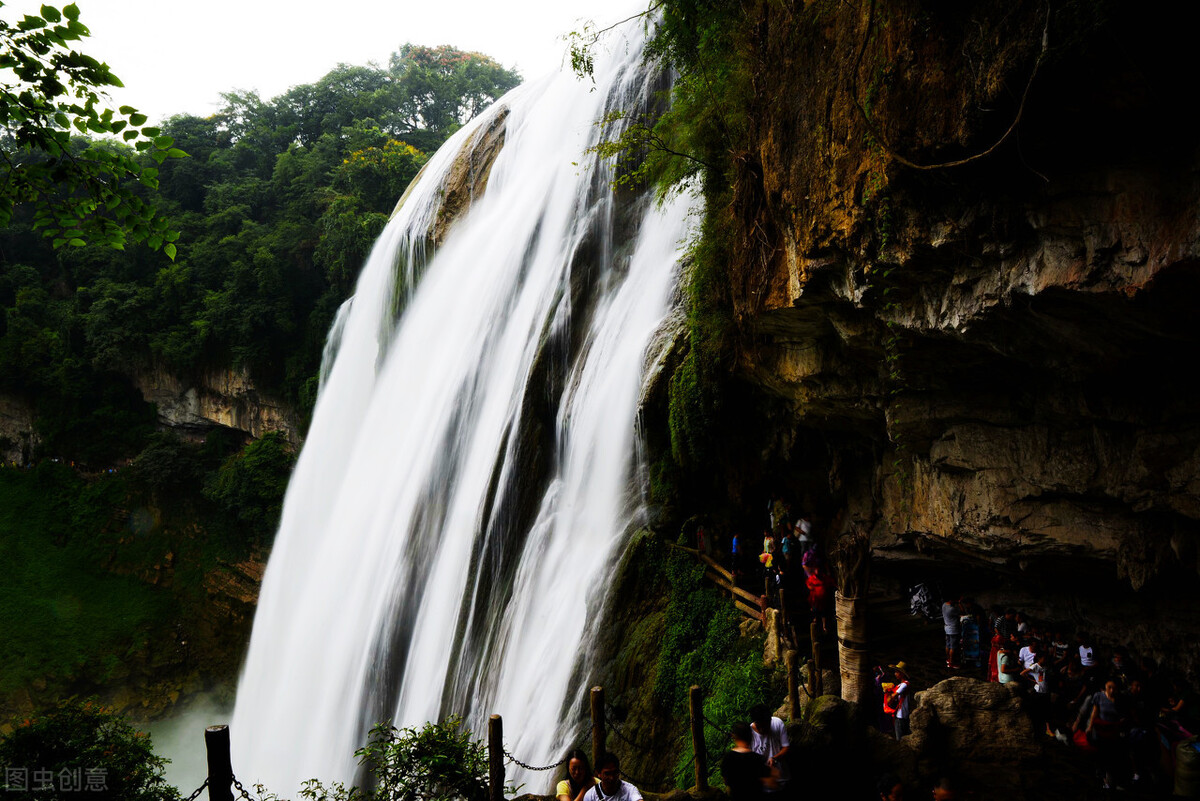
583 752 641 801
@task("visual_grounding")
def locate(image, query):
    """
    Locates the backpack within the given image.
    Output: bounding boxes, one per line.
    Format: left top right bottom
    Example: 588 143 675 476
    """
882 684 899 716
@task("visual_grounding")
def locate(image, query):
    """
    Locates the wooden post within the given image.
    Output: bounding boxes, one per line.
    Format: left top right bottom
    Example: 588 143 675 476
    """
590 686 605 770
488 715 504 801
204 725 234 801
806 658 817 699
689 685 708 790
811 619 824 697
785 650 800 719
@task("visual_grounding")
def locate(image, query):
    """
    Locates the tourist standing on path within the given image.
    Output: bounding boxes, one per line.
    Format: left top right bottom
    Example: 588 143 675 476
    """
556 750 598 801
583 753 641 801
721 721 776 801
890 663 912 739
941 596 961 669
749 703 791 790
997 640 1020 684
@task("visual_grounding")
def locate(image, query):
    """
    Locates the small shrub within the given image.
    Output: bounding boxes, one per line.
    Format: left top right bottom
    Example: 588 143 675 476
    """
0 701 179 801
299 718 490 801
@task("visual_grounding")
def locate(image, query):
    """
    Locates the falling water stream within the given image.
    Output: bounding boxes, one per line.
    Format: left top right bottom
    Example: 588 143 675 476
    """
231 25 699 795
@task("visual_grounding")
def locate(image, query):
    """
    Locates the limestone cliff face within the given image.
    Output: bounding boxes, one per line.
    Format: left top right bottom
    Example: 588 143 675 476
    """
132 365 298 445
701 0 1200 638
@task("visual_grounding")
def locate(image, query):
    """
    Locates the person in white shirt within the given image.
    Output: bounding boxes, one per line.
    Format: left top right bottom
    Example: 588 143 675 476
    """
1018 641 1038 671
582 753 641 801
749 703 791 788
1078 634 1096 669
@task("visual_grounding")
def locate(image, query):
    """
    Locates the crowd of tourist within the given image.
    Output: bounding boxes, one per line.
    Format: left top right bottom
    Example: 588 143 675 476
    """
695 498 833 642
684 497 1200 795
879 595 1199 792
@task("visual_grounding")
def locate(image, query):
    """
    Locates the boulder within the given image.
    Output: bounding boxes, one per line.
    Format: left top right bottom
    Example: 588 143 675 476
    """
907 677 1041 763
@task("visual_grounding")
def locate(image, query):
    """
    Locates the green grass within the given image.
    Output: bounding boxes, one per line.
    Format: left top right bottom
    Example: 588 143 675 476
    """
0 466 174 696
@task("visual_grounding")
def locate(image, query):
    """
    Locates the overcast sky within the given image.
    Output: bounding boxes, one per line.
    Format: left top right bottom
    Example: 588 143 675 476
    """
5 0 642 123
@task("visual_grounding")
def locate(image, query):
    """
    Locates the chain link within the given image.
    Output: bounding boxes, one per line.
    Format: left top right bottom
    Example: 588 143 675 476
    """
231 774 257 801
182 778 208 801
502 746 569 772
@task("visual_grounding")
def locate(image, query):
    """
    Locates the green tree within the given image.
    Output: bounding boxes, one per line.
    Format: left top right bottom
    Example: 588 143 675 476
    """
0 701 180 800
203 431 296 548
1 1 184 254
389 44 520 151
299 719 490 801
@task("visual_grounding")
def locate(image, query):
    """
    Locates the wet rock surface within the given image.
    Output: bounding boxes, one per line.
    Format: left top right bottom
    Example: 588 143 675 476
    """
680 0 1200 670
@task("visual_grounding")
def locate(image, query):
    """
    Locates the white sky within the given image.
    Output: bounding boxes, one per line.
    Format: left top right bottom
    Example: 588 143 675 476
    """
4 0 641 124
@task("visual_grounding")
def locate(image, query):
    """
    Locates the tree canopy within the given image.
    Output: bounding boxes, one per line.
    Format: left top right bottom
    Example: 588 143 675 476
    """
1 42 521 462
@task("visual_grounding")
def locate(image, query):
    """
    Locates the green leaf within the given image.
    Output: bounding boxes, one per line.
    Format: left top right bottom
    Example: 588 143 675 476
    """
130 112 148 126
153 135 174 149
68 238 86 247
41 6 62 23
54 111 69 127
123 129 139 141
164 242 177 260
63 3 80 20
165 147 189 159
141 126 161 137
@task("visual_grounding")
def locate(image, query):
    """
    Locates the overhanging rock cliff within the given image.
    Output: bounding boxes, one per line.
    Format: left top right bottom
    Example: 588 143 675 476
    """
670 0 1200 655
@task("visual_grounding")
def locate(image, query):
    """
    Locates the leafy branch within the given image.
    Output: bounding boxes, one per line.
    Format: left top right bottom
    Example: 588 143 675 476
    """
588 109 716 191
565 2 664 81
1 1 187 256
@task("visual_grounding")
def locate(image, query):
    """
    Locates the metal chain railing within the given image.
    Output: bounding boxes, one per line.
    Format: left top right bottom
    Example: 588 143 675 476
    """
231 774 257 801
603 709 657 755
182 778 208 801
602 709 680 793
502 745 569 772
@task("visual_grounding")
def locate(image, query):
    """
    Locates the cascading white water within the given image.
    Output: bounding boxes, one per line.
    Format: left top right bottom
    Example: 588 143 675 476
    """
231 23 699 796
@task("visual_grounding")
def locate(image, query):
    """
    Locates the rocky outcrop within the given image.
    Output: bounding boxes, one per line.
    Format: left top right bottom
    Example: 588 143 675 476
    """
0 393 37 463
132 365 298 444
391 104 510 246
907 678 1039 762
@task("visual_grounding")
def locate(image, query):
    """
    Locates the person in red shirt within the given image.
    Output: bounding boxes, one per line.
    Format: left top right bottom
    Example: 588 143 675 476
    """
803 558 829 635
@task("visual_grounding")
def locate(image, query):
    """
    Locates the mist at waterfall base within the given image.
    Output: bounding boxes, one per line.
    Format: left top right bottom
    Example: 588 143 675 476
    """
141 697 233 797
230 25 700 796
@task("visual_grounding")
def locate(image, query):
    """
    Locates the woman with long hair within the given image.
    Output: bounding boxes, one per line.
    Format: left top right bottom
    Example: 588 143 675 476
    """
556 749 597 801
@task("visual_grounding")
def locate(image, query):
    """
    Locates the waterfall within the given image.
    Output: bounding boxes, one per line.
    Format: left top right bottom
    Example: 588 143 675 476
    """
230 23 699 796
